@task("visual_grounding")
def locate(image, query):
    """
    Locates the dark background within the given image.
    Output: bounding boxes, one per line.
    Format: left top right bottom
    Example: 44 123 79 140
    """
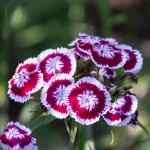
0 0 150 149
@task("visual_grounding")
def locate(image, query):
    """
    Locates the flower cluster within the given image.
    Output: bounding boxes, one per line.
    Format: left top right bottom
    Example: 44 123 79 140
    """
7 33 143 128
0 122 38 150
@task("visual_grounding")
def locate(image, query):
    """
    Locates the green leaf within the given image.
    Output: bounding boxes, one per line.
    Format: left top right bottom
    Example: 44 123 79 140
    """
28 112 55 131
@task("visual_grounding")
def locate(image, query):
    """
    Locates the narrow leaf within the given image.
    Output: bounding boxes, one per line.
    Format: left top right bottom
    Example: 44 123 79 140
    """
28 113 55 131
110 130 114 145
64 118 70 135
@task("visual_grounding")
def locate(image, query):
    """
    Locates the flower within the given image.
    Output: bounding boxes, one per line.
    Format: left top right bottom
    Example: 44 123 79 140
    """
8 58 43 103
66 77 111 125
41 73 74 119
99 68 116 85
90 38 126 69
0 122 38 150
118 45 143 73
69 33 127 69
103 95 138 127
38 48 76 83
69 33 100 60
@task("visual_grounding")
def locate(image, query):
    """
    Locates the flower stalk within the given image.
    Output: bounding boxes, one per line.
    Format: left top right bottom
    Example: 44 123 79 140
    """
69 119 78 150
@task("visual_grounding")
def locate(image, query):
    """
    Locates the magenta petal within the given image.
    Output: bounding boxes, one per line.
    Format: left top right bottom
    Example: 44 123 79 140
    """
77 40 92 52
123 49 143 73
114 115 131 127
90 49 126 69
16 58 37 73
118 95 138 115
73 47 90 60
75 108 100 125
24 72 43 94
103 108 121 125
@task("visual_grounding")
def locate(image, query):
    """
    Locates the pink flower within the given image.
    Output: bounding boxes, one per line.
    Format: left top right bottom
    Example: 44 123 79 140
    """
103 95 138 127
38 48 76 83
69 33 127 69
66 77 111 125
0 122 38 150
41 74 74 119
118 45 143 73
69 33 100 60
99 68 116 85
8 58 43 103
90 38 126 69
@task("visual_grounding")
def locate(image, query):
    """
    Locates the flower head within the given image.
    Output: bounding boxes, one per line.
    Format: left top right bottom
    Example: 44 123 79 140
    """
8 58 43 103
69 33 127 69
38 48 76 83
67 77 111 125
103 95 138 127
0 122 38 150
41 73 74 119
90 38 126 69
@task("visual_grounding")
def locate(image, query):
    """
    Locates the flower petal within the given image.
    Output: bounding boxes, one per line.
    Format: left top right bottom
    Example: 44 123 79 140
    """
72 48 90 60
113 114 131 127
117 95 138 115
16 58 38 73
119 45 143 73
77 39 92 53
90 48 126 69
103 107 121 126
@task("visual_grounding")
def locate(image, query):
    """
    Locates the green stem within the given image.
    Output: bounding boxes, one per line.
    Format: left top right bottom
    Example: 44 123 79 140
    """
78 125 95 150
78 125 84 150
64 118 70 136
69 119 78 150
138 121 149 137
83 125 95 150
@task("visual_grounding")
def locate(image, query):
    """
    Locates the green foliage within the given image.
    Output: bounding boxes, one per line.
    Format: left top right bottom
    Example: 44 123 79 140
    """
28 112 55 131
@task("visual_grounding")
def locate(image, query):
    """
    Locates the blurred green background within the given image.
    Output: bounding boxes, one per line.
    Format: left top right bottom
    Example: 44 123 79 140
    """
0 0 150 149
